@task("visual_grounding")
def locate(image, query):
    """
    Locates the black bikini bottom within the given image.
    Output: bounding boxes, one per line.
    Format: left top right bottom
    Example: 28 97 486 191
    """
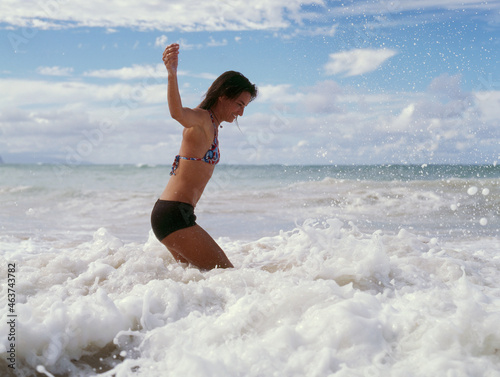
150 200 197 241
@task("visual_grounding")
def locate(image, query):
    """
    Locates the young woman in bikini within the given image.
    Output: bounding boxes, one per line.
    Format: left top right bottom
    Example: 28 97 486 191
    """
151 43 258 270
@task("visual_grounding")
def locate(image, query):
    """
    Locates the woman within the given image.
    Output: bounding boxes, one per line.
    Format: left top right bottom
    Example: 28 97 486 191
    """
151 43 257 270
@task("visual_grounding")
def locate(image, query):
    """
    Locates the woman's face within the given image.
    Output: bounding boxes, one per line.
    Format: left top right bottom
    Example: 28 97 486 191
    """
219 91 252 123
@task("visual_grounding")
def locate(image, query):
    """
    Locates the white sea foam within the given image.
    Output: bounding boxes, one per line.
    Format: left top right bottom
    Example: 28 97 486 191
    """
1 221 499 376
1 164 499 376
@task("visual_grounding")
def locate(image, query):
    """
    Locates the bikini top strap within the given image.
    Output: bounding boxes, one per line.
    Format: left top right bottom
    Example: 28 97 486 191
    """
208 110 218 134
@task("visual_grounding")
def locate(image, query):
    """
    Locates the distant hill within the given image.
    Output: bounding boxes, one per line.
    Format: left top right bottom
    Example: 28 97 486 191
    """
0 156 3 164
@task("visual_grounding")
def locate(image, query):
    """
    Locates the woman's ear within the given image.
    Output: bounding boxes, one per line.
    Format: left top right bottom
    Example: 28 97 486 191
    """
218 95 228 106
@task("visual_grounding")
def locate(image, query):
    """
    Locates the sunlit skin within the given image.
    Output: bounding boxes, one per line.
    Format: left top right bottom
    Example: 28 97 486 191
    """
157 43 252 270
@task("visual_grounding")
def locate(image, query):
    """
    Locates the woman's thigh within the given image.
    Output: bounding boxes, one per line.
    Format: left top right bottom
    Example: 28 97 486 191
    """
162 224 233 270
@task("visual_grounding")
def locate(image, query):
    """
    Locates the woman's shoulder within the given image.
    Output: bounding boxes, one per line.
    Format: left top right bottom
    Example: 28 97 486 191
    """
194 107 212 118
182 109 213 138
175 107 210 129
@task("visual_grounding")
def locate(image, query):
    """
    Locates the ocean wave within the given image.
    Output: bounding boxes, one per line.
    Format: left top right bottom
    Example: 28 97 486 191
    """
1 221 499 376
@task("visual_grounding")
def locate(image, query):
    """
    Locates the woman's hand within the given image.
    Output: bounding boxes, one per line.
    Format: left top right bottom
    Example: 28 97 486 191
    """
163 43 179 75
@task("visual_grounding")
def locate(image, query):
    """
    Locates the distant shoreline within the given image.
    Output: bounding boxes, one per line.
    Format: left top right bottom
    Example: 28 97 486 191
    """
0 162 498 168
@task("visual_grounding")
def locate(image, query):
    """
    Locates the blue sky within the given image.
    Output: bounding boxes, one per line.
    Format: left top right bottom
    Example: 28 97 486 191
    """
1 0 499 165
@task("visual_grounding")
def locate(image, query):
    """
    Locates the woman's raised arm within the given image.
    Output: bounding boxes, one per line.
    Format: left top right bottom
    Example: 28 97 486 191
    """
163 43 206 128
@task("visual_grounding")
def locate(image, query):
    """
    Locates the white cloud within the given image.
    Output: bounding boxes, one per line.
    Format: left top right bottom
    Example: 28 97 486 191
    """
1 68 498 165
302 80 344 114
177 38 203 50
327 0 500 19
84 64 166 80
207 37 228 47
82 64 216 82
0 78 165 111
281 25 337 39
428 73 469 101
475 91 500 122
256 84 304 104
0 0 326 31
324 48 397 77
2 0 497 41
36 66 74 76
155 35 168 48
389 103 416 132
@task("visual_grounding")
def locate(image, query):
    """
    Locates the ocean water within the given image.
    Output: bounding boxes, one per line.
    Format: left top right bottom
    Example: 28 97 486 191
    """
0 163 499 376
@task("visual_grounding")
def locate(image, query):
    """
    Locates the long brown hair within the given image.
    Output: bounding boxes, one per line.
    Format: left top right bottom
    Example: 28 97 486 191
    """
199 71 257 110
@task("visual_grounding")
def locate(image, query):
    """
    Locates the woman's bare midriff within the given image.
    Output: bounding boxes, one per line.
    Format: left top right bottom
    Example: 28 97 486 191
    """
160 159 215 206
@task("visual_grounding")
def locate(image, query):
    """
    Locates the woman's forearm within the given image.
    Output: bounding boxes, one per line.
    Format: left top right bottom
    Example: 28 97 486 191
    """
167 72 183 121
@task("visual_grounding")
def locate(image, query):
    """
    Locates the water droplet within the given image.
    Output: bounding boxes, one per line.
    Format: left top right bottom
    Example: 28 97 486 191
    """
467 186 478 195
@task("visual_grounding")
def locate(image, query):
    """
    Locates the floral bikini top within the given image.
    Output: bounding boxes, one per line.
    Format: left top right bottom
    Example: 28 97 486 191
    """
170 110 220 176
